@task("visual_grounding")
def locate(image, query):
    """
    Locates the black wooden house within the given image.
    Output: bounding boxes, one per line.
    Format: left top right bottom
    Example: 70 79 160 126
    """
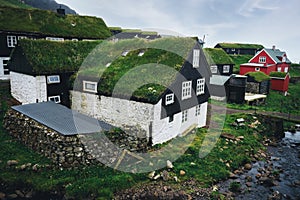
214 43 264 55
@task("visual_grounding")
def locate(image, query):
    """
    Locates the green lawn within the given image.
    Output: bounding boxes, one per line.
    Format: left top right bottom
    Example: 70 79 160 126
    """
290 65 300 77
229 54 253 74
0 81 267 199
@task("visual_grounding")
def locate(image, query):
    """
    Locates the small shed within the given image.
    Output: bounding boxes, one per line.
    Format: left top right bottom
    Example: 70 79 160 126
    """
245 72 271 94
227 75 247 104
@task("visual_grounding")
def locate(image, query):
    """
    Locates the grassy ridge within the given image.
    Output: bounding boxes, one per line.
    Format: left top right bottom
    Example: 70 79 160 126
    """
0 0 32 8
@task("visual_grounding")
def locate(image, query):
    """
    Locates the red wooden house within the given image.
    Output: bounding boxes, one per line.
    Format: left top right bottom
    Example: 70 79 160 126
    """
240 46 291 94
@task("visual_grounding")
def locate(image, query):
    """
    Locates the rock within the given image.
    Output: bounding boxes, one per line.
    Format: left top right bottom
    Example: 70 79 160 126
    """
246 176 253 182
7 160 18 166
190 162 196 166
244 163 252 170
229 172 238 179
7 194 18 199
294 180 300 186
174 176 178 182
179 170 186 176
15 190 24 198
32 164 39 171
226 163 230 168
246 182 252 187
153 174 161 180
236 136 244 140
25 190 33 199
0 192 5 200
166 160 174 169
268 191 281 200
259 177 275 187
221 133 235 140
161 170 170 181
255 173 262 179
148 171 155 179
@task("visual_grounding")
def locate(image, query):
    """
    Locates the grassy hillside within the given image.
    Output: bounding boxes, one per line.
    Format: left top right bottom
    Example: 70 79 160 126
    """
0 0 32 8
229 54 253 74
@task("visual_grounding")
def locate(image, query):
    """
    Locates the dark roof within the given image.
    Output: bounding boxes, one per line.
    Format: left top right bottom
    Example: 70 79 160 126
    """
204 48 234 65
215 43 264 49
12 102 113 135
0 6 111 39
9 40 101 74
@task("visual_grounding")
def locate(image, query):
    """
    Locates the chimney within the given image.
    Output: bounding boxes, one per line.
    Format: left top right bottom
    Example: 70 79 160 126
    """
57 5 66 16
272 45 276 51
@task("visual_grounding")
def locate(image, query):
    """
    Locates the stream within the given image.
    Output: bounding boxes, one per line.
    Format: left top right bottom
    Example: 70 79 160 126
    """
218 131 300 199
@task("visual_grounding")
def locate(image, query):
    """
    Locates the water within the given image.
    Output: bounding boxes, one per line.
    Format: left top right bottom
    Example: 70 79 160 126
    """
218 131 300 200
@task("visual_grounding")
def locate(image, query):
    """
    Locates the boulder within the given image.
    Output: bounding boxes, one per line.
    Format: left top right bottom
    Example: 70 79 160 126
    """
179 170 186 176
244 163 252 170
7 160 18 166
166 160 174 169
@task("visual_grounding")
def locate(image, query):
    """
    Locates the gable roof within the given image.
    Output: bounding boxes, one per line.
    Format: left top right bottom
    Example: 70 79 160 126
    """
215 43 264 49
0 6 111 39
12 102 113 136
249 48 291 64
9 39 102 74
203 48 234 65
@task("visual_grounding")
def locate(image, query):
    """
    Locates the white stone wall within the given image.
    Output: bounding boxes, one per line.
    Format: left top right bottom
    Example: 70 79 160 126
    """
0 57 10 80
10 72 47 104
71 91 208 145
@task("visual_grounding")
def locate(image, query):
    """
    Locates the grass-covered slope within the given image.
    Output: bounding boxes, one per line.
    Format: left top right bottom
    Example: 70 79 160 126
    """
245 71 270 82
0 6 111 39
230 54 253 73
0 0 32 8
204 48 234 65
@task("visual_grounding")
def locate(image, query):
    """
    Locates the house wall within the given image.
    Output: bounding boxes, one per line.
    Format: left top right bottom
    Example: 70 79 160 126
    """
240 65 276 75
71 91 208 145
271 76 289 92
10 72 47 104
249 50 276 65
276 63 290 72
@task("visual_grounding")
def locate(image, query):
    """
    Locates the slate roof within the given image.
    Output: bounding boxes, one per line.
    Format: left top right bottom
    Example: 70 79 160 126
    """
264 48 291 64
12 102 113 135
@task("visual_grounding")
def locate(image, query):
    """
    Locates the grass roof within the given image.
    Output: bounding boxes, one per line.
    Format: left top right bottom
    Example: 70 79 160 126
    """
217 43 264 49
18 39 101 74
269 72 287 78
245 71 270 82
0 6 111 39
76 37 198 103
0 0 32 8
203 48 234 65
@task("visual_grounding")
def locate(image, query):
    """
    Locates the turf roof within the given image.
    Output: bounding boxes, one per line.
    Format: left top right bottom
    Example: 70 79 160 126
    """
0 6 111 39
203 48 234 65
245 71 270 82
269 71 287 78
216 43 264 49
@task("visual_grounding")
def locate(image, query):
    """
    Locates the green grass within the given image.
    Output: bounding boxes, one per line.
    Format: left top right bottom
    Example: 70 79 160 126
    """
290 64 300 77
269 71 287 78
245 71 270 82
0 6 111 39
204 48 234 65
229 54 253 73
0 0 32 8
216 43 264 49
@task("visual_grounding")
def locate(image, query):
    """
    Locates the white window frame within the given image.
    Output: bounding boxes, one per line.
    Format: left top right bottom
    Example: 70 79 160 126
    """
182 110 188 123
193 49 200 68
7 36 17 47
196 78 205 95
255 67 260 71
195 105 201 116
18 36 27 40
47 75 60 84
259 56 266 63
48 95 61 103
83 81 97 93
182 81 192 100
165 93 174 105
210 65 218 73
223 65 230 73
277 67 282 72
284 67 288 73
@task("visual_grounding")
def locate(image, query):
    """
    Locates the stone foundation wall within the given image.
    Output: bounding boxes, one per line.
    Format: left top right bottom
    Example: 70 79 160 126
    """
3 109 98 168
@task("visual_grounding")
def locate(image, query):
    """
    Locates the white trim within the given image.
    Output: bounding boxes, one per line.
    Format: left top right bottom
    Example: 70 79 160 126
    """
83 81 97 93
193 49 200 68
223 65 230 73
47 75 60 84
259 56 266 63
165 93 174 105
48 95 61 103
277 67 282 72
284 67 288 73
255 67 260 71
46 37 64 41
181 110 188 123
196 78 205 95
7 35 17 47
210 65 218 73
182 81 192 100
18 36 27 40
249 49 278 64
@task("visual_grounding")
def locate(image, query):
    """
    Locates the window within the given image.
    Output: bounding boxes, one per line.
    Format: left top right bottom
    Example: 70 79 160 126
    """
169 115 174 123
210 65 218 73
259 56 266 63
196 78 205 95
121 50 129 57
47 75 60 84
48 96 61 103
7 36 17 47
165 93 174 105
193 49 200 68
284 67 288 73
231 48 235 52
3 59 9 75
83 81 97 93
182 81 192 100
46 37 64 41
255 67 260 71
277 67 282 72
18 36 27 40
223 65 230 73
182 110 188 123
195 105 201 116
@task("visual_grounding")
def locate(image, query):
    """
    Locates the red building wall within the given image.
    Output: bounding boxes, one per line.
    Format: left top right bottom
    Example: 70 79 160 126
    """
240 64 276 75
249 50 276 64
270 75 289 92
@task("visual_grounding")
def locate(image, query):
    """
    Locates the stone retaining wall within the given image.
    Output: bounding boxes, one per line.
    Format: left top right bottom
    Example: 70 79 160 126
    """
3 109 150 168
